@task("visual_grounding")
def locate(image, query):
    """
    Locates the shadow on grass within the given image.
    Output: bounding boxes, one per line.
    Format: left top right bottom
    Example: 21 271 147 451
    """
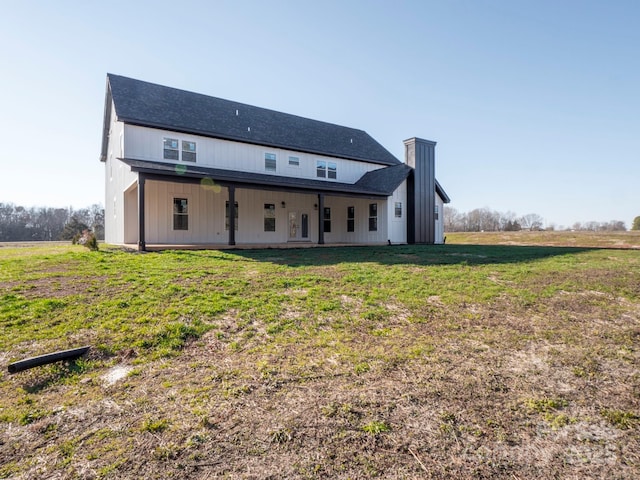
21 361 88 394
224 244 595 267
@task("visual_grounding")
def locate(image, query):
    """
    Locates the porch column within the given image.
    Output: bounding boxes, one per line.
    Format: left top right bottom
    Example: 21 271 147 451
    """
318 193 325 245
138 174 146 251
228 185 236 246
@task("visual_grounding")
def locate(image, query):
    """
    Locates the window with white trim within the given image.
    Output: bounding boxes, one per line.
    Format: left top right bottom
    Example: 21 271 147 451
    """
182 141 196 162
173 198 189 230
435 204 439 220
164 138 179 160
164 137 197 162
395 202 402 218
316 160 337 179
265 153 276 172
327 162 337 179
288 156 300 166
264 203 276 231
369 203 377 231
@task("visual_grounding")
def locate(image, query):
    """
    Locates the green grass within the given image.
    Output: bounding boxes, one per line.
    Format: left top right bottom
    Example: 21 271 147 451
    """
0 236 639 479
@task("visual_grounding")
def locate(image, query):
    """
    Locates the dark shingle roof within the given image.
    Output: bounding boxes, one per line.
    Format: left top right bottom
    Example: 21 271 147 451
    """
107 74 400 166
355 164 412 193
121 158 409 197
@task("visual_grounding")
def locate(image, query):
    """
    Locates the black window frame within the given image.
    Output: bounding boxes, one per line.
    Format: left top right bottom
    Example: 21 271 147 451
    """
323 207 331 233
347 206 355 232
264 203 276 232
173 197 189 231
369 203 378 232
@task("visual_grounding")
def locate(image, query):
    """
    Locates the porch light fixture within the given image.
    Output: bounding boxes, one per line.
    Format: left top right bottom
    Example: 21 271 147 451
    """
281 201 286 208
313 203 318 210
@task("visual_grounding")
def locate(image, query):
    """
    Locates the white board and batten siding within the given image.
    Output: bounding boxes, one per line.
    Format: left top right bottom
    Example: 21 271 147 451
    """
387 181 408 244
435 193 445 244
123 125 382 185
104 112 138 244
140 180 390 246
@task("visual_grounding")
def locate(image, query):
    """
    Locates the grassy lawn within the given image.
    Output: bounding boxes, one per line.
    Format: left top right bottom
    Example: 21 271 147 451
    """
0 234 639 478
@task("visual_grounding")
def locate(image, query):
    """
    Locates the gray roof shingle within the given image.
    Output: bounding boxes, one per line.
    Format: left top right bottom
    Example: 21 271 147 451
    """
107 74 400 166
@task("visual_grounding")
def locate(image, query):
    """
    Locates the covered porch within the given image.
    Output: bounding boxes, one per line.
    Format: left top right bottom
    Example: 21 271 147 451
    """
121 159 406 251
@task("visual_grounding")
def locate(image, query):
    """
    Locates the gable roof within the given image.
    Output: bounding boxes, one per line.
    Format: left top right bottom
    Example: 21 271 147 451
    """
105 74 400 166
435 180 451 204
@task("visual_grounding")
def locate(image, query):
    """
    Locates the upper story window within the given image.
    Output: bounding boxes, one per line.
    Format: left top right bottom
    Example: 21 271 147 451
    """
164 137 196 162
435 205 439 220
288 156 300 166
164 138 179 160
182 141 196 162
327 162 337 179
265 153 277 172
316 160 337 179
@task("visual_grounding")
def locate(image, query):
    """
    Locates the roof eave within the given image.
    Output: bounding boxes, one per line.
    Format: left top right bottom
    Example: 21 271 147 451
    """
99 79 113 162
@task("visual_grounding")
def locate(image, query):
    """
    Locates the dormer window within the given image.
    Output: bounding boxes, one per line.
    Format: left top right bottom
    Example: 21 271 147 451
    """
163 137 196 162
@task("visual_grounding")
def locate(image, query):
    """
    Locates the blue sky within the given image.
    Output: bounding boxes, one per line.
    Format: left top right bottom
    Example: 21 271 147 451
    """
1 0 638 229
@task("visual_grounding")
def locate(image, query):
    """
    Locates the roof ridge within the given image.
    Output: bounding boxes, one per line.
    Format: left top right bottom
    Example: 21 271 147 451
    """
107 73 371 136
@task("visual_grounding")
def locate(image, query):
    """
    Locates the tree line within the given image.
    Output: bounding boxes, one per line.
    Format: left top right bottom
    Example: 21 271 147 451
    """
444 206 628 232
0 203 104 242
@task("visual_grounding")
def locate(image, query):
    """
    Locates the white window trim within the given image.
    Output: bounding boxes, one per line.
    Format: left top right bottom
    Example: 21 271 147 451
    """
316 159 337 180
163 137 197 162
265 153 277 172
288 155 300 167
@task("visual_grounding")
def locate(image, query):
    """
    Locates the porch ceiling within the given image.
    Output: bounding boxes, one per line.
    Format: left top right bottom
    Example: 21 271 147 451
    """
120 158 410 198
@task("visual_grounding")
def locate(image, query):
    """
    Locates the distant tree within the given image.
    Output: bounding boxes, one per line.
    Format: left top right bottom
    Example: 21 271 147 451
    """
633 216 640 231
520 213 544 231
61 216 90 240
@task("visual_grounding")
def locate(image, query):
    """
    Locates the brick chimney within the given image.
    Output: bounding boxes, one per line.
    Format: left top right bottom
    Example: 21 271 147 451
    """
404 137 436 244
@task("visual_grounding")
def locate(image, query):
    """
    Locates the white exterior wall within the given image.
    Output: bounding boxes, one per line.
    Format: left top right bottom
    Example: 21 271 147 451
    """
435 193 445 244
140 180 388 245
123 124 381 184
386 180 407 244
104 110 138 244
321 197 387 245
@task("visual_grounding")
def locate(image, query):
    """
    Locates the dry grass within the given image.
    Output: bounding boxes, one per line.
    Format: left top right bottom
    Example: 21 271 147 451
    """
0 234 639 479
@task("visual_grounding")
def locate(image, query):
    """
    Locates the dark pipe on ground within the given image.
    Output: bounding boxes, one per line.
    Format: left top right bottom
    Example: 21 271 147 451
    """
7 346 90 374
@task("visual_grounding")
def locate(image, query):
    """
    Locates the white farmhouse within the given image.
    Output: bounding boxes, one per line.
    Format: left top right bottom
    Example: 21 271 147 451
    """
100 74 449 250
